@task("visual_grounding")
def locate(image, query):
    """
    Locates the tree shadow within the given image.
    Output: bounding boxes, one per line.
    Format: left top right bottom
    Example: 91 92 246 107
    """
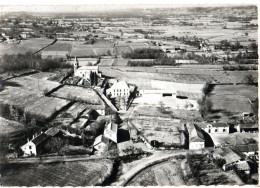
117 129 130 143
3 81 22 87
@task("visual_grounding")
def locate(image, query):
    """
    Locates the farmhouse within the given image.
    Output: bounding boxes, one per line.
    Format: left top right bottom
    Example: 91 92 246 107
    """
103 121 118 143
93 135 109 153
187 123 205 150
213 147 242 171
21 133 49 156
106 80 130 98
201 122 229 134
235 123 258 133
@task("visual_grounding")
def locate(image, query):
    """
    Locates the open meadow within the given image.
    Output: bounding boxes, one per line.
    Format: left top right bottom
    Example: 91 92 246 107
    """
1 159 113 186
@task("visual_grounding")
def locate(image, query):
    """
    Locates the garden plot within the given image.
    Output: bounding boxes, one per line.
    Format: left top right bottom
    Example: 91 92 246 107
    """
24 97 70 119
131 118 182 145
99 59 114 66
51 85 104 105
0 117 25 136
1 160 113 186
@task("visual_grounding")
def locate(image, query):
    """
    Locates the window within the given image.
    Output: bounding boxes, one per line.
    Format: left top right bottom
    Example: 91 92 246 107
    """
29 146 32 149
215 129 218 132
223 129 226 132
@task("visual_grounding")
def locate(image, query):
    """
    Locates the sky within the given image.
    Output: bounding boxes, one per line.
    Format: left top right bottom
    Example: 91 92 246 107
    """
0 0 258 13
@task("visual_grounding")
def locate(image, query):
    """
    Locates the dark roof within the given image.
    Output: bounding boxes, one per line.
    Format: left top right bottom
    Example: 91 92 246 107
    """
45 128 60 136
213 147 241 164
31 133 49 146
210 122 229 128
239 123 258 129
232 144 258 153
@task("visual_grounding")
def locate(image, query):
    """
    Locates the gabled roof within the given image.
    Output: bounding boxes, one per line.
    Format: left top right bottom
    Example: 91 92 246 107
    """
77 66 99 71
213 147 241 165
45 128 60 137
110 81 129 90
209 122 229 128
31 133 49 146
239 123 258 129
188 123 205 142
93 135 109 146
232 144 258 153
236 161 250 171
105 121 118 133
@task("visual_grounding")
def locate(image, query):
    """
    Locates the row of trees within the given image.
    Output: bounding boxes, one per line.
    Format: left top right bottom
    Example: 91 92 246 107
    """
122 48 165 59
223 65 257 71
0 52 72 73
89 71 98 86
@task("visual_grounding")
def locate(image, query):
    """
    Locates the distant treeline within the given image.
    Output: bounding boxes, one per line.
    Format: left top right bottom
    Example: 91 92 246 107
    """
127 57 176 67
223 65 257 71
122 48 165 59
0 52 72 72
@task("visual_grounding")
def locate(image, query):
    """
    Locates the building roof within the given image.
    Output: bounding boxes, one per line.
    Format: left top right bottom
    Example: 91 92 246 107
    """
236 161 250 171
213 147 242 165
188 123 205 142
31 133 49 146
93 135 109 146
77 66 99 71
45 128 60 137
110 81 129 90
232 144 258 153
239 123 258 129
106 121 118 133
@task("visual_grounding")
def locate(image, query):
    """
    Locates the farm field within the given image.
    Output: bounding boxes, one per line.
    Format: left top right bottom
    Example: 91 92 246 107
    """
99 59 114 66
1 160 113 186
51 85 104 105
0 117 25 136
127 155 189 186
208 85 258 114
0 38 54 56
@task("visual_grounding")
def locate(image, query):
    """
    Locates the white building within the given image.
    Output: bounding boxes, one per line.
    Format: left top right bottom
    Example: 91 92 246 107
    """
106 80 130 98
187 123 205 150
93 135 109 153
74 57 101 79
21 133 49 156
103 121 118 143
202 122 229 134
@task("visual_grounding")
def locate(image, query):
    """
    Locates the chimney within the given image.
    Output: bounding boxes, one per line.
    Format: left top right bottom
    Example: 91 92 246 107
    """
27 138 29 142
32 134 35 139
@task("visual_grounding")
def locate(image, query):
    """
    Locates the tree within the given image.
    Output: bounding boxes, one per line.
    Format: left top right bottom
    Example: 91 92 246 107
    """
244 74 255 85
198 98 213 117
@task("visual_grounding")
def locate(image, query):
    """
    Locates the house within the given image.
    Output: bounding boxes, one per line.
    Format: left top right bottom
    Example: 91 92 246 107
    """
213 147 242 170
235 161 251 174
93 135 109 153
106 80 130 98
232 144 258 157
187 123 205 150
21 128 63 156
21 133 49 156
103 121 118 143
236 123 258 133
74 57 101 79
202 122 229 134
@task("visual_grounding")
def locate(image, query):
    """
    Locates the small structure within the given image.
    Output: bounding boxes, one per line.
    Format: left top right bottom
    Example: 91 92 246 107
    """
213 147 242 171
93 135 109 153
74 57 102 79
187 123 205 150
236 123 258 133
104 121 118 143
106 80 130 98
232 144 258 157
235 161 251 174
21 133 49 156
202 122 229 134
